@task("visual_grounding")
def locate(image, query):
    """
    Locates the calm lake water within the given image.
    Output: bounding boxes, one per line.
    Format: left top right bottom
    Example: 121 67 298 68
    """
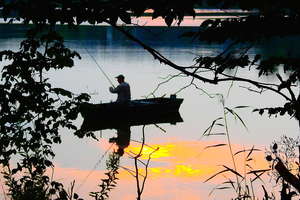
1 22 300 200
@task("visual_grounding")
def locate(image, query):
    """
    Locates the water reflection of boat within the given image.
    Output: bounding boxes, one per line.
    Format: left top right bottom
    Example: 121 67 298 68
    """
79 96 184 131
109 126 131 156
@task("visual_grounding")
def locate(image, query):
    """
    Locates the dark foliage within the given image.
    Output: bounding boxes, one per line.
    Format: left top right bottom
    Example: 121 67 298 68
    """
0 25 90 199
265 136 300 198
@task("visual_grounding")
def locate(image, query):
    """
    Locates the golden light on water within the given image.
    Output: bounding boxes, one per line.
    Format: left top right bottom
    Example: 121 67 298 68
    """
173 165 200 176
126 144 175 159
119 139 269 181
149 164 215 177
118 164 217 180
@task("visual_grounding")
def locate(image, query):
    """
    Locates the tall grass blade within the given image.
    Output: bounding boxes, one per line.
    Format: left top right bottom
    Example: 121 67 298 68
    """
223 179 236 190
216 186 231 190
246 163 253 170
202 117 223 136
215 123 224 127
233 106 250 109
204 169 229 183
208 132 226 136
262 185 270 199
222 165 244 178
208 185 231 196
204 144 227 149
248 169 270 182
246 146 256 159
225 107 248 131
234 148 261 156
208 185 219 196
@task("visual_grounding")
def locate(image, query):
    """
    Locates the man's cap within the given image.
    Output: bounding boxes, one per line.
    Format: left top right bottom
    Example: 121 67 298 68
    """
115 74 125 79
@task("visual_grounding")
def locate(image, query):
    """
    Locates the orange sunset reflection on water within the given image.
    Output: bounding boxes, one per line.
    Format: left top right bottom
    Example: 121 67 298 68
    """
52 138 271 200
115 138 269 182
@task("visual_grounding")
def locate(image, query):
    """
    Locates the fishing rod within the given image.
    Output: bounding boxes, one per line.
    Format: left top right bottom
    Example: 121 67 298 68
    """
84 48 115 88
77 143 114 190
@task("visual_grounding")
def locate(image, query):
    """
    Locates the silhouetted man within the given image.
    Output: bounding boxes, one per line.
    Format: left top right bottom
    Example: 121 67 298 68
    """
109 74 131 102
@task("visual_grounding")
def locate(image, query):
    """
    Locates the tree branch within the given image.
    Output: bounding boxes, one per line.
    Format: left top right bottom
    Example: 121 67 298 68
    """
106 21 217 84
108 22 295 104
275 158 300 192
218 75 292 101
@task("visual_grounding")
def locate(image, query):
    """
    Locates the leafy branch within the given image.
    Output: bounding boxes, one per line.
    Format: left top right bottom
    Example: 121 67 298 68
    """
90 152 120 200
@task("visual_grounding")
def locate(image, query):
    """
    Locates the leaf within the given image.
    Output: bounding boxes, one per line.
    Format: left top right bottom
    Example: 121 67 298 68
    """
44 160 53 167
272 143 278 151
204 143 227 149
66 123 77 130
222 165 243 178
233 106 249 109
204 169 229 183
109 15 118 25
225 107 235 116
225 107 248 131
202 117 223 136
165 15 173 27
252 54 261 64
234 147 261 156
152 10 160 19
262 185 270 199
51 88 73 98
266 155 273 161
216 186 231 190
119 12 131 24
49 188 56 195
236 114 248 131
248 169 270 182
200 19 213 28
11 168 18 174
222 179 236 190
248 169 271 173
208 132 226 136
246 146 258 159
74 193 79 199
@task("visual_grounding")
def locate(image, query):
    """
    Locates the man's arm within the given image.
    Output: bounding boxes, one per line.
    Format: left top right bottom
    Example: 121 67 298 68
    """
109 86 119 93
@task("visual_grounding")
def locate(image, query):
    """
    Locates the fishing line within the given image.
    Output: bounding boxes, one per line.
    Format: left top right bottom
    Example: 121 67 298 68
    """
84 47 115 88
77 143 114 190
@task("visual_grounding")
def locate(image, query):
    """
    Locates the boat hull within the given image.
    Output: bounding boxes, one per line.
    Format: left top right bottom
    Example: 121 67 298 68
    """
79 97 183 131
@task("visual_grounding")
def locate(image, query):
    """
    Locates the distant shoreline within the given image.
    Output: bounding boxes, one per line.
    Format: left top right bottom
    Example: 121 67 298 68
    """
0 8 256 25
0 8 256 28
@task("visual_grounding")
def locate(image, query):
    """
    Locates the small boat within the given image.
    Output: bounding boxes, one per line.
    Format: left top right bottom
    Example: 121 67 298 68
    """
79 96 184 131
